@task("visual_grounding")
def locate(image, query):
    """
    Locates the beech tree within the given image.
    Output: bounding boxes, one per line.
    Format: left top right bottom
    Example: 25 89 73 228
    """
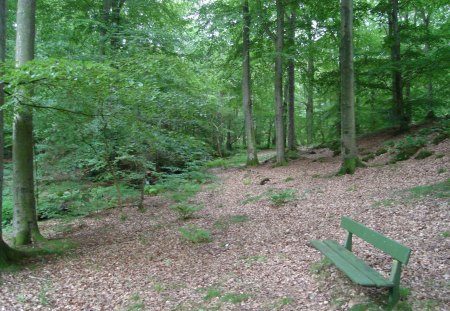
242 0 258 166
274 0 285 165
339 0 361 174
12 0 45 245
389 0 407 131
286 8 297 152
0 0 14 266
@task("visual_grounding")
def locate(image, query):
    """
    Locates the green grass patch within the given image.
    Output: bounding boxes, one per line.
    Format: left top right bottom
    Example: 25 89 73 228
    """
409 179 450 199
242 194 263 205
179 225 212 243
144 170 214 203
242 255 267 266
393 136 427 162
214 214 249 231
372 199 396 208
170 203 204 220
202 287 222 301
220 292 250 304
268 297 294 309
266 189 296 207
205 152 248 169
414 150 434 160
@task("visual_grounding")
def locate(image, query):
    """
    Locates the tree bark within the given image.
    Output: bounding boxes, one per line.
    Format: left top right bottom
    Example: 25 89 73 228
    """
0 0 7 252
100 0 113 55
242 0 258 166
287 12 296 151
274 0 285 165
13 0 44 245
422 12 434 118
339 0 361 175
390 0 407 131
306 19 314 146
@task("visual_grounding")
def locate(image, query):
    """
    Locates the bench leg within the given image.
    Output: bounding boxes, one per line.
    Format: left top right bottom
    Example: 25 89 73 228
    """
388 285 400 306
388 260 402 306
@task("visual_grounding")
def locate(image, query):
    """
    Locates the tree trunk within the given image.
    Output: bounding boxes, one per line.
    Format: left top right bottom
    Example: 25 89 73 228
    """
242 0 258 166
110 0 125 49
266 119 272 149
274 0 285 165
390 0 407 131
13 0 44 246
100 0 113 55
0 0 10 264
339 0 361 175
0 0 5 242
306 53 314 145
422 12 434 119
287 12 296 151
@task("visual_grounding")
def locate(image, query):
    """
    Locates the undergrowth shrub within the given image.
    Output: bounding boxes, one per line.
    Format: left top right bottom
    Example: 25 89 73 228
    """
179 225 212 243
415 150 433 160
144 168 214 202
267 189 297 207
393 136 426 162
170 203 203 220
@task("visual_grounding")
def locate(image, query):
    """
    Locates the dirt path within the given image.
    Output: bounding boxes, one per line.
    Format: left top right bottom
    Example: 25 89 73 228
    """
1 142 449 311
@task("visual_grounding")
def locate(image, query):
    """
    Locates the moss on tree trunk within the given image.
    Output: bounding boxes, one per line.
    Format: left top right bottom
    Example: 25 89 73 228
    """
338 156 365 175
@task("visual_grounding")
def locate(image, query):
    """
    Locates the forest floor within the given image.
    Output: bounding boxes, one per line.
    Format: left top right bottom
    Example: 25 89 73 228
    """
1 134 449 311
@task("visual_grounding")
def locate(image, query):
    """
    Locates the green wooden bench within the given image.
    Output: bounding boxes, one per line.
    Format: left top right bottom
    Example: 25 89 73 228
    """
310 217 411 306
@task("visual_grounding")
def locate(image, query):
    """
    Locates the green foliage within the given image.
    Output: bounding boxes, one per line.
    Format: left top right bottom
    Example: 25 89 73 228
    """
205 152 248 169
242 255 267 266
375 147 388 156
202 287 222 301
441 231 449 238
285 150 299 160
393 136 427 162
242 194 263 205
220 292 250 304
170 203 204 220
144 169 214 203
179 225 212 243
362 153 375 162
214 214 249 231
122 294 145 311
268 297 294 309
414 150 433 160
267 189 297 207
2 172 141 226
409 179 450 199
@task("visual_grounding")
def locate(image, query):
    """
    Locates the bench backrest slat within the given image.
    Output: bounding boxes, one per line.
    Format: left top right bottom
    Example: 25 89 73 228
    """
341 217 411 265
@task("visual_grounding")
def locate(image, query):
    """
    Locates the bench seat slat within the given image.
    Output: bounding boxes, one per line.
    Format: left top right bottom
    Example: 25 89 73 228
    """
310 239 394 288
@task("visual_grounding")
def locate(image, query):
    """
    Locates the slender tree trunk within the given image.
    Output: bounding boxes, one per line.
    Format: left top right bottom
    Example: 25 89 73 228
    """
422 12 434 118
0 0 5 242
110 0 125 49
390 0 407 131
287 13 296 151
13 0 45 245
283 78 288 146
305 18 314 146
100 0 112 55
274 0 285 164
339 0 361 175
266 119 272 149
306 58 314 145
242 0 258 166
0 0 13 264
